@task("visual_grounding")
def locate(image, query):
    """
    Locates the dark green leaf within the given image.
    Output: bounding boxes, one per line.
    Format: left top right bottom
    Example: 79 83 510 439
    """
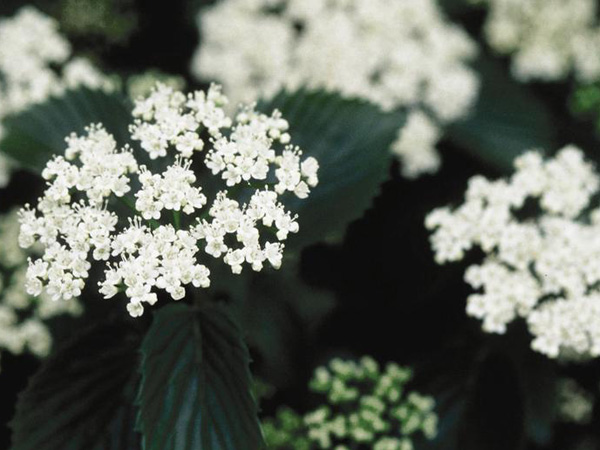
418 327 560 450
240 267 336 389
448 56 556 172
258 89 407 248
420 393 466 450
510 344 558 446
0 87 131 173
10 321 141 450
137 303 264 450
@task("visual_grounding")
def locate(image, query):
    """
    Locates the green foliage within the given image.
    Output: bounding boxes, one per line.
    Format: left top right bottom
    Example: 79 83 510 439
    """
1 87 408 255
258 89 407 248
419 333 560 450
571 82 600 132
203 253 337 391
0 87 131 173
239 267 336 389
448 56 556 172
136 303 265 450
0 34 575 450
263 357 438 450
262 408 311 450
10 321 141 450
511 343 559 446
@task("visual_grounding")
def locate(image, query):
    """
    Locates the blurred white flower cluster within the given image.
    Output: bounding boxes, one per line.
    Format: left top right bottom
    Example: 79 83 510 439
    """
474 0 600 82
19 84 318 317
263 357 437 450
192 0 479 179
557 378 594 424
0 6 115 188
427 147 600 359
0 210 82 369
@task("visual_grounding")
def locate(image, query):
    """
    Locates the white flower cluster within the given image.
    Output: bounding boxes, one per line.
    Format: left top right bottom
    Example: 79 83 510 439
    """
135 161 207 219
192 0 479 179
20 84 318 317
0 6 115 187
0 210 82 370
557 378 594 424
101 220 211 317
426 147 600 359
474 0 600 82
263 357 438 450
130 83 229 159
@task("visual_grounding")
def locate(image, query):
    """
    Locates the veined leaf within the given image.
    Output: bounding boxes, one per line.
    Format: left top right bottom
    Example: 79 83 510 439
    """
136 303 264 450
259 89 407 248
0 87 131 173
10 321 142 450
448 55 556 172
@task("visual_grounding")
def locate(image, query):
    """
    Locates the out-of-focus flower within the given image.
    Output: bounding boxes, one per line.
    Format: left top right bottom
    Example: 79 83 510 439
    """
0 6 115 187
192 0 479 179
427 147 600 359
263 357 438 450
0 210 82 371
474 0 600 82
557 378 594 424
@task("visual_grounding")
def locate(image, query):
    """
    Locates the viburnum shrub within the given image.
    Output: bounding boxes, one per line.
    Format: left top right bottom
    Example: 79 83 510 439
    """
18 83 319 317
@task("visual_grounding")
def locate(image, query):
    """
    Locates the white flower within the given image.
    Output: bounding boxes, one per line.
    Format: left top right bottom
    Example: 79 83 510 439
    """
130 83 231 159
191 0 480 179
63 57 116 92
205 107 312 195
0 210 82 370
475 0 600 82
0 7 116 187
426 147 600 359
135 159 207 219
392 112 441 179
21 84 318 317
